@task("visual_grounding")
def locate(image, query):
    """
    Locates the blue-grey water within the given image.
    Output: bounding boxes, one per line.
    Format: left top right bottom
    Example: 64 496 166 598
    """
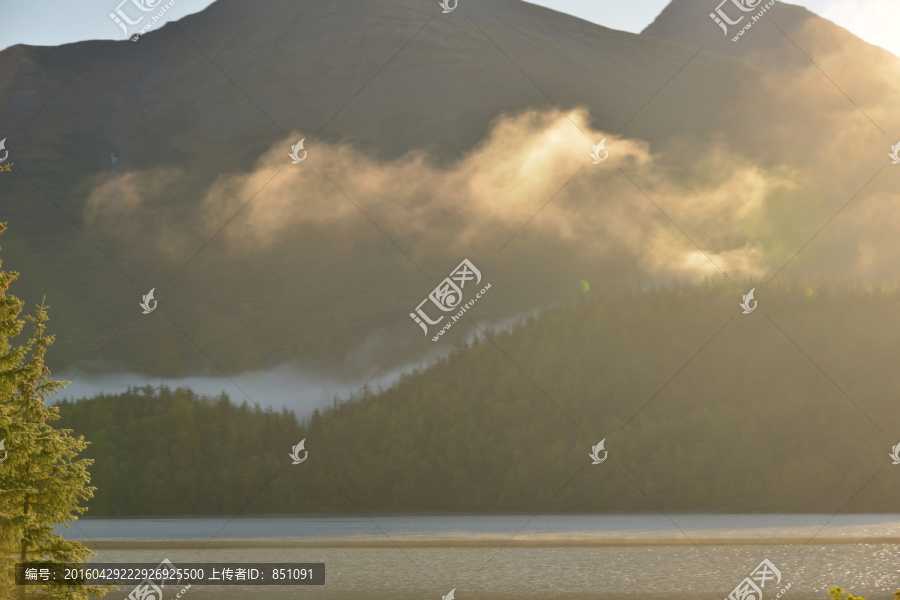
58 515 900 600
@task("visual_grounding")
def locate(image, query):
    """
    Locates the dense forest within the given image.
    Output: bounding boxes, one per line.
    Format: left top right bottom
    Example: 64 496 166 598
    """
57 280 900 516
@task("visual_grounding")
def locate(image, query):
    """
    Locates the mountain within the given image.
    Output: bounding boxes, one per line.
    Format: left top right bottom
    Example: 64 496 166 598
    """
643 0 895 61
0 0 898 382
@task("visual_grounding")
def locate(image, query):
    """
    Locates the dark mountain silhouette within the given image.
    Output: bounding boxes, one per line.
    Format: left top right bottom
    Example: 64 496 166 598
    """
0 0 897 380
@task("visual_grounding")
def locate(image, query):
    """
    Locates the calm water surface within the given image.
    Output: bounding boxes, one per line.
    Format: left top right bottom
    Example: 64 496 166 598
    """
58 515 900 600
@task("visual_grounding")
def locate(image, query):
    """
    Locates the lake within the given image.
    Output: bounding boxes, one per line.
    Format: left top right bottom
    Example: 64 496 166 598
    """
57 515 900 600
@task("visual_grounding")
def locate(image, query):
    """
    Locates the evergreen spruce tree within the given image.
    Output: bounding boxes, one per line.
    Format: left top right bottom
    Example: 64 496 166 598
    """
0 223 111 599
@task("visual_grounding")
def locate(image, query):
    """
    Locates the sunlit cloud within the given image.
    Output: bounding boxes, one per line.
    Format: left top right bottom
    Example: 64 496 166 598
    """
84 97 900 287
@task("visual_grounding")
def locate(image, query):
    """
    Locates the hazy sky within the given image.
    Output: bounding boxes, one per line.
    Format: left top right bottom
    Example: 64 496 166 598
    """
0 0 898 56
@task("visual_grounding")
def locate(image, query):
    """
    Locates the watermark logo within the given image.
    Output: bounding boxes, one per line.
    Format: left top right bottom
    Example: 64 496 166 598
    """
0 138 11 173
0 438 6 464
129 579 163 600
709 0 778 41
290 439 308 465
443 588 456 600
128 558 190 600
889 141 900 165
709 0 760 35
140 288 158 314
110 0 162 35
726 558 790 600
740 288 757 314
589 439 608 464
409 259 492 341
890 443 900 465
439 0 457 13
590 139 608 164
289 138 307 164
110 0 183 41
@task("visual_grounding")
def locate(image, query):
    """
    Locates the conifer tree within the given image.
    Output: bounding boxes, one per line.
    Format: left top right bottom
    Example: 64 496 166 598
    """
0 223 111 599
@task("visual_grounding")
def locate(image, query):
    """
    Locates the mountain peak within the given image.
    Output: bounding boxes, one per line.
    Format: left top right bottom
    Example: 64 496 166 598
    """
644 0 831 56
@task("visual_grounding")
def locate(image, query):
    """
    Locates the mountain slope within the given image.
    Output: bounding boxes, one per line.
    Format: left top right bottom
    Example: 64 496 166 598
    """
57 281 900 515
0 0 898 380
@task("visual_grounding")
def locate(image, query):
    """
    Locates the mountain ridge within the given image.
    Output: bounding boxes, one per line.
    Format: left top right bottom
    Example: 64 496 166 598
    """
1 0 897 380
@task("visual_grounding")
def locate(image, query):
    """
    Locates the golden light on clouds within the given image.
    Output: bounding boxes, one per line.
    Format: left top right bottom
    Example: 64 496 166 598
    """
83 108 795 282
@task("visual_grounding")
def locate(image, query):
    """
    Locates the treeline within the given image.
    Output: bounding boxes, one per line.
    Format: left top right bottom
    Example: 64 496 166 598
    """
55 387 318 515
58 280 900 515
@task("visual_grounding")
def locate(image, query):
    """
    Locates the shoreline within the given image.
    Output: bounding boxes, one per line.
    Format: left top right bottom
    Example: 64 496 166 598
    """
82 535 900 549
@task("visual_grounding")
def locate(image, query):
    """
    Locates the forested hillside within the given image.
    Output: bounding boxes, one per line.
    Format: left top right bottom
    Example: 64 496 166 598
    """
58 280 900 516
